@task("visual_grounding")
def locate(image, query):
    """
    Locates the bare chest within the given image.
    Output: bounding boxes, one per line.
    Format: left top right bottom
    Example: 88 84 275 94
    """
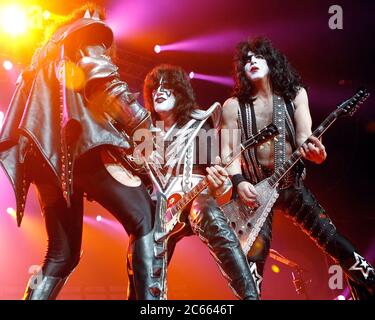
249 99 293 168
252 99 273 129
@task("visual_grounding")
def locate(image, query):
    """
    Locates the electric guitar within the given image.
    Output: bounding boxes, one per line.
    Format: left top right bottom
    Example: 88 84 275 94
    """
154 123 279 242
221 88 370 255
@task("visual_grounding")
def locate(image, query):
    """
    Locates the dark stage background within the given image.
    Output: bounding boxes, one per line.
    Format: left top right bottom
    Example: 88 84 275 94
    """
0 0 374 300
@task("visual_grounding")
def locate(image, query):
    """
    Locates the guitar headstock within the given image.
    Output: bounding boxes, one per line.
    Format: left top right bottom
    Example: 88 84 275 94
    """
336 88 370 117
243 123 279 148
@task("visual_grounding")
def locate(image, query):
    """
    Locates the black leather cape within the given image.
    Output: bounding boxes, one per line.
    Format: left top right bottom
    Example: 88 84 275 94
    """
0 17 148 226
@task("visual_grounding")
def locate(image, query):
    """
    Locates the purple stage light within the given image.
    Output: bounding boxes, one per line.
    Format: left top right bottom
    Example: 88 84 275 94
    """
192 72 234 87
106 1 168 38
189 71 194 79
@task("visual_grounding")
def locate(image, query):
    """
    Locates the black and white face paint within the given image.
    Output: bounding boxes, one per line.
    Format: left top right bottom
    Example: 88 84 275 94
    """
152 77 177 113
244 50 270 81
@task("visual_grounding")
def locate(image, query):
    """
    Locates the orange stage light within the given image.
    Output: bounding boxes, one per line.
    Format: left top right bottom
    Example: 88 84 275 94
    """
271 264 280 274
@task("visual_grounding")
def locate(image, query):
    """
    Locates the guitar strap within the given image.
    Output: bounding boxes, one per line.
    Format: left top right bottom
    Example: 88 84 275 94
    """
272 95 287 171
179 102 222 193
152 191 169 299
143 104 221 299
149 103 221 196
238 96 297 184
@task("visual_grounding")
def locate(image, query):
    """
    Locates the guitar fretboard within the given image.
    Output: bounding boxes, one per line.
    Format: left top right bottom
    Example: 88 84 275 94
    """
169 125 277 215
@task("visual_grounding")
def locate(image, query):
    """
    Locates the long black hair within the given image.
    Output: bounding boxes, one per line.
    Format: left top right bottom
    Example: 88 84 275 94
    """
143 64 197 127
233 37 304 105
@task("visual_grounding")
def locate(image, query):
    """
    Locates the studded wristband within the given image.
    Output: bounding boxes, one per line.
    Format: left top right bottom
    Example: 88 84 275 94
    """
231 174 247 189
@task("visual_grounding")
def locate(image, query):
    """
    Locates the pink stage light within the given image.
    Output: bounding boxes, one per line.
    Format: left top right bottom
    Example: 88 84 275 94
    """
0 111 4 129
191 72 234 87
154 45 161 54
158 30 249 53
106 1 157 38
189 71 194 79
96 215 102 222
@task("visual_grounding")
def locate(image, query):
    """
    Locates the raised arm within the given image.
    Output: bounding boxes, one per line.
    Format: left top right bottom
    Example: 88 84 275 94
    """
294 88 327 164
78 45 151 136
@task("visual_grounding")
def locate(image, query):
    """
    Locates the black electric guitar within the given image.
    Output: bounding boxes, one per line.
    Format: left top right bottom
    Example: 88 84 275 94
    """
221 88 370 255
154 123 279 242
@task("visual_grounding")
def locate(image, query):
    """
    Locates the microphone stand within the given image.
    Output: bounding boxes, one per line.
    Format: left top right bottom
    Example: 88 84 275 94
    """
269 249 311 300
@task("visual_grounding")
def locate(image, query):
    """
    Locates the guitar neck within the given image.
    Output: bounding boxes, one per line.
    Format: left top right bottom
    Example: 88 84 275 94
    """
268 111 339 187
169 136 258 215
169 126 277 215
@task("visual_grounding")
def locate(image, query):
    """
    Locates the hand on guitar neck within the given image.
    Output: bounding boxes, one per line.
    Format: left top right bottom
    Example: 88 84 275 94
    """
206 156 230 197
299 136 327 164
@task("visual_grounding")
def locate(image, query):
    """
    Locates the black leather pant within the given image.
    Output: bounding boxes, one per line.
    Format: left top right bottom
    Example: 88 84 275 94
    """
189 195 259 299
247 179 375 299
139 194 259 300
24 147 155 299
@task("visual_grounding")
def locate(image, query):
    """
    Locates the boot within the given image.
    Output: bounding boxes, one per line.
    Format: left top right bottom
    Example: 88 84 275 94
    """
343 252 375 300
127 231 181 300
190 196 259 300
126 259 137 300
127 231 166 300
23 275 68 300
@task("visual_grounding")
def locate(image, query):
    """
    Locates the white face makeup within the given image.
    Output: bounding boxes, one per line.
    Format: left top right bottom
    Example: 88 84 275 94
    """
244 50 270 81
152 78 176 113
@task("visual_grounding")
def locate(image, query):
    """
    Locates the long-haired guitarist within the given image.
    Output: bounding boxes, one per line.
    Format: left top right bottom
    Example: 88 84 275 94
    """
129 64 260 300
222 37 374 299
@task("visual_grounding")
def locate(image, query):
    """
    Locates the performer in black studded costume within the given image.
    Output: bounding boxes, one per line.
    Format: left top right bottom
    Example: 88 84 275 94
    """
222 37 375 299
0 3 164 300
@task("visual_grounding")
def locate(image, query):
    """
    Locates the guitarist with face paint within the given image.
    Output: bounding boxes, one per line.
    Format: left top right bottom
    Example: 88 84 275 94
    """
127 64 260 300
222 37 374 299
